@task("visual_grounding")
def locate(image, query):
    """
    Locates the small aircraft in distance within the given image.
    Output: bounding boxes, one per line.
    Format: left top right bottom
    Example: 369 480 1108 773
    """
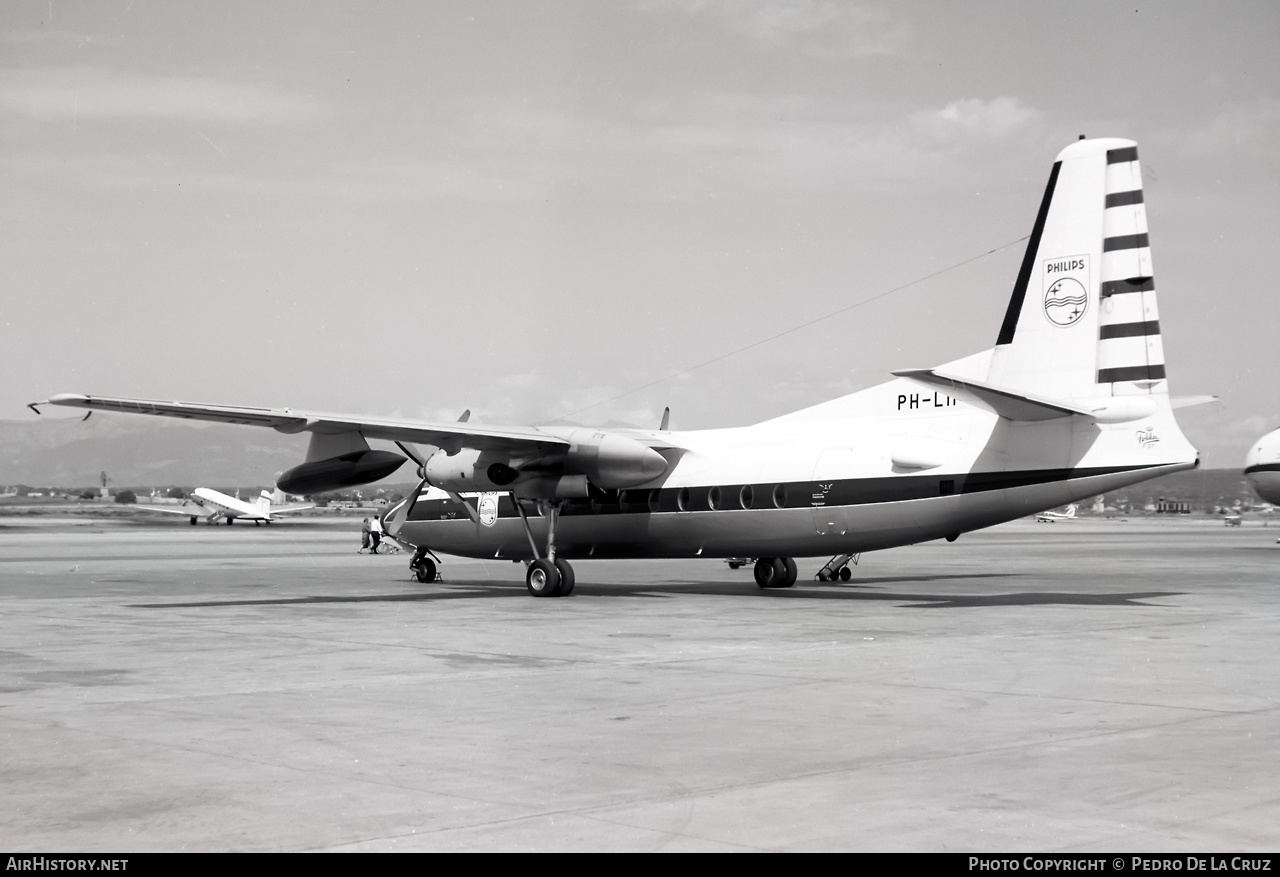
32 137 1205 596
1035 504 1078 523
137 488 314 526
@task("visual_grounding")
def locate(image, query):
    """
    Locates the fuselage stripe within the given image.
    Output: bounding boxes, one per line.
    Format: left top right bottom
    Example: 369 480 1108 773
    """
1244 463 1280 476
404 464 1160 523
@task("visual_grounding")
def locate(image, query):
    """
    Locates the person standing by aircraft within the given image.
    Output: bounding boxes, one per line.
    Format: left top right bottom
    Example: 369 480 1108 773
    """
360 517 371 553
370 515 383 554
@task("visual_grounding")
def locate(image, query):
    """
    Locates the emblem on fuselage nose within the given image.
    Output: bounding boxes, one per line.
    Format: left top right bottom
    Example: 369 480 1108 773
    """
1043 277 1088 327
478 492 499 527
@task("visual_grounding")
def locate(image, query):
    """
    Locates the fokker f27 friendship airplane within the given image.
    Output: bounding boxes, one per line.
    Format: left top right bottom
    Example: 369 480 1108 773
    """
137 488 314 526
32 138 1201 597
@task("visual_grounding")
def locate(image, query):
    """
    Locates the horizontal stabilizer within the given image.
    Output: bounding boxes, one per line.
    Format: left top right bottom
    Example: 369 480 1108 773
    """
893 369 1160 424
1171 395 1217 410
893 369 1084 421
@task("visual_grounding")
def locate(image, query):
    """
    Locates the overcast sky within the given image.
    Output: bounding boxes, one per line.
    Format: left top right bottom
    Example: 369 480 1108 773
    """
3 1 1277 466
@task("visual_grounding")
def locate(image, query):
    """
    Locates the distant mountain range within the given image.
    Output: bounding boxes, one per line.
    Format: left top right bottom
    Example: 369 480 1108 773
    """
0 415 314 488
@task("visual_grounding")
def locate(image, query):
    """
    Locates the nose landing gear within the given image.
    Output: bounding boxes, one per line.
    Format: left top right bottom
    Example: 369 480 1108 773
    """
409 547 440 584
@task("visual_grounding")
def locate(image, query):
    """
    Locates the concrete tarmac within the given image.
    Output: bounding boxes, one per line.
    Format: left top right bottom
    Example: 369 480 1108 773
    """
1 513 1277 851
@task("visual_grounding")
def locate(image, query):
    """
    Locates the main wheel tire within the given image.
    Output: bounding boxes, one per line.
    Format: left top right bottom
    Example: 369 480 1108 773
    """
526 558 562 597
555 559 575 596
779 557 798 588
754 557 779 589
839 566 852 582
414 557 437 584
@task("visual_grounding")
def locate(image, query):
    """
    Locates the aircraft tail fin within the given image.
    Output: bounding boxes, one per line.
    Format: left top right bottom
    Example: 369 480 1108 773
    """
257 490 272 514
986 138 1167 403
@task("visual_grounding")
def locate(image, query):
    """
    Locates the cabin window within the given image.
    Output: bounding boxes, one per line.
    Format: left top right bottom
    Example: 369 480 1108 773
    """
708 486 722 510
772 483 787 509
739 484 754 509
939 479 955 496
677 487 691 511
648 489 661 513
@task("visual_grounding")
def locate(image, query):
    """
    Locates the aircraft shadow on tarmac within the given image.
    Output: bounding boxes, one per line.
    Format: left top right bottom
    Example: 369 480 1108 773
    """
131 573 1183 610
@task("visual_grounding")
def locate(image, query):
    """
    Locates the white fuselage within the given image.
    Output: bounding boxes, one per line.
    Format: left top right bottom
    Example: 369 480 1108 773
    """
389 371 1197 561
190 488 269 522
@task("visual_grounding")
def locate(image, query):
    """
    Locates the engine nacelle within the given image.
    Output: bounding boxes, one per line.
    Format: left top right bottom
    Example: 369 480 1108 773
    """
563 429 668 489
277 450 406 494
423 448 523 493
422 431 667 496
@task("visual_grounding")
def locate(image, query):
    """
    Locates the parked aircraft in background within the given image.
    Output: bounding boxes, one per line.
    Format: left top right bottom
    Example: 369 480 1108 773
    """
1245 428 1280 505
1035 504 1078 523
32 138 1203 596
138 488 313 526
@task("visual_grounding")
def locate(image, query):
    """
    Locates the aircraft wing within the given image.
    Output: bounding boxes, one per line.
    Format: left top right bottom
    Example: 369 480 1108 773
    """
30 393 571 454
135 503 214 519
269 503 316 515
30 393 669 496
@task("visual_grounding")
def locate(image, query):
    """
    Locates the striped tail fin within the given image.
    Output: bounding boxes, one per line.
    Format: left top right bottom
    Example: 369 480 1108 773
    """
986 137 1168 403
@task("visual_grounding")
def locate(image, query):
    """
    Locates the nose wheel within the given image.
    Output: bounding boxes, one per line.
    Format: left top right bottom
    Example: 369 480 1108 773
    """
411 551 438 584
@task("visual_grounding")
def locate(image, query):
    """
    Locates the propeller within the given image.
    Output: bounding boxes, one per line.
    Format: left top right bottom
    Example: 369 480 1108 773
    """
384 408 473 540
384 441 431 541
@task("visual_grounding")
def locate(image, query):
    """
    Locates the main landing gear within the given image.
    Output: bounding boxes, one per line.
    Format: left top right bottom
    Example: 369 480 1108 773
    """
515 498 575 598
754 557 798 589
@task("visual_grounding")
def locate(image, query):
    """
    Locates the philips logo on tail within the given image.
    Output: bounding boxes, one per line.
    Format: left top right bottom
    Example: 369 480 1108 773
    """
1043 255 1089 327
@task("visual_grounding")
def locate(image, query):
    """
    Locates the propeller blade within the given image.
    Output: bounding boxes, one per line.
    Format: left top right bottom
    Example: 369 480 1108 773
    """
384 476 428 539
